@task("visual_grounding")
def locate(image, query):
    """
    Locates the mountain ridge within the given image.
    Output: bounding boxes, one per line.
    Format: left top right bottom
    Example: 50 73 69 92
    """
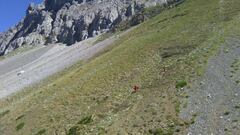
0 0 180 55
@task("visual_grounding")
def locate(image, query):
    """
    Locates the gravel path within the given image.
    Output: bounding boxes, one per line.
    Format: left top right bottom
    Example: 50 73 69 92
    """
180 37 240 134
0 29 133 99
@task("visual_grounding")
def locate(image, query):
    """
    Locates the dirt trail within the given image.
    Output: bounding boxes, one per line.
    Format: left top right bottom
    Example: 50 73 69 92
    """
0 29 133 99
180 37 240 134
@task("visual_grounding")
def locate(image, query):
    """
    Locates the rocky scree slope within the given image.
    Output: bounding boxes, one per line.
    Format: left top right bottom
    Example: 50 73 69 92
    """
0 0 180 55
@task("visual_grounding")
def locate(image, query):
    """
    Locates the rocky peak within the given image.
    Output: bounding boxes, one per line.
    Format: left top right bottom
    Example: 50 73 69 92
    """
0 0 181 55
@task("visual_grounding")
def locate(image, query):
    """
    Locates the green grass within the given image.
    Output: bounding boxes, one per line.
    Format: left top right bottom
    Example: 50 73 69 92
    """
175 101 181 114
1 0 240 134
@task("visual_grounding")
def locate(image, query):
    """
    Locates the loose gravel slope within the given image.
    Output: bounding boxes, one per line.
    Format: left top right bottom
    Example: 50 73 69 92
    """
180 37 240 135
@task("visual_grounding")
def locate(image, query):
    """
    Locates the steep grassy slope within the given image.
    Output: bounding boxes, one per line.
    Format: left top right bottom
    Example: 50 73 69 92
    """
1 0 240 134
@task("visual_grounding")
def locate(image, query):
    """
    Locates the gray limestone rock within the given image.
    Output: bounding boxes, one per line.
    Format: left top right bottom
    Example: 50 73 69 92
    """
0 0 181 55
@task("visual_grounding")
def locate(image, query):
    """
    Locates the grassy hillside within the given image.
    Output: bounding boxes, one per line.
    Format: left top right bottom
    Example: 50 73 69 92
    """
1 0 240 134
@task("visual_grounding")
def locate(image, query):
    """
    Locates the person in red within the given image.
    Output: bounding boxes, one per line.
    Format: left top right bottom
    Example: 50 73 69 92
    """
132 85 139 93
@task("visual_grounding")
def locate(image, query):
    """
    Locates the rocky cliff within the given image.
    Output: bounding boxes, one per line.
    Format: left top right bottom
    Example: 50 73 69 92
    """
0 0 180 55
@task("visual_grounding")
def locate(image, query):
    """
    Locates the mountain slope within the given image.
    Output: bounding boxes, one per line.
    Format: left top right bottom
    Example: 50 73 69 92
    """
0 29 133 99
0 0 240 134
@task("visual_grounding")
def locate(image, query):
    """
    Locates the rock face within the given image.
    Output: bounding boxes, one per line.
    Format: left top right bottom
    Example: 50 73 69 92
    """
0 0 180 55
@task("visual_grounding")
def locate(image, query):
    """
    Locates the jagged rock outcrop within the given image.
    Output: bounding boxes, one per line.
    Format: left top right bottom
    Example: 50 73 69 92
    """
0 0 181 55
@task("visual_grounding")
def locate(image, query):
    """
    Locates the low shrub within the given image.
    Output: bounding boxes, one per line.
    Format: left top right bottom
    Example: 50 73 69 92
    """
67 126 78 135
176 80 187 89
16 122 25 131
0 110 10 118
35 129 47 135
78 115 93 125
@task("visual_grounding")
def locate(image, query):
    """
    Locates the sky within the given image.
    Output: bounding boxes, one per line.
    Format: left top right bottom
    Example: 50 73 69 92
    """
0 0 43 32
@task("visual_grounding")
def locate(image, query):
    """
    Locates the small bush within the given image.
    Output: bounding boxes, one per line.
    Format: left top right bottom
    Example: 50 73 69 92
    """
149 129 164 135
35 129 46 135
234 105 240 109
149 127 175 135
0 110 10 118
175 102 181 113
77 115 93 125
176 80 187 89
67 126 78 135
16 122 25 131
235 80 240 84
224 111 230 115
232 119 238 123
